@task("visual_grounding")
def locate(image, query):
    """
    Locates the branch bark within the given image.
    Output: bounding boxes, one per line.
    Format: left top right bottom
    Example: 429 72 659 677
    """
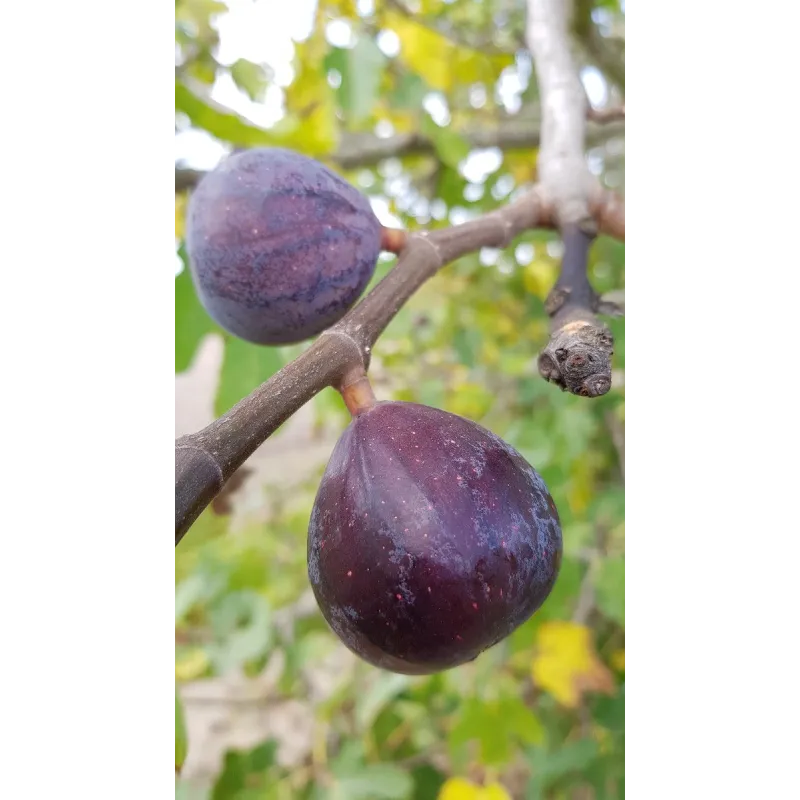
527 0 621 398
175 115 624 192
537 225 613 397
175 185 624 544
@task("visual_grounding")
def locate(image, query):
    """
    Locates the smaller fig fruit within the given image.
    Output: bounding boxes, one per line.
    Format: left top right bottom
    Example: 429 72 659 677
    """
186 147 382 345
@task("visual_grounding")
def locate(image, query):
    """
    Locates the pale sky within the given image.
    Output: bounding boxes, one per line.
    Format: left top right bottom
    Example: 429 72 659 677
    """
175 0 609 269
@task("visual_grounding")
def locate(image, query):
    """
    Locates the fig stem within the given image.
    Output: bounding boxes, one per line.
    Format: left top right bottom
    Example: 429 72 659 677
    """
339 372 377 417
380 226 408 255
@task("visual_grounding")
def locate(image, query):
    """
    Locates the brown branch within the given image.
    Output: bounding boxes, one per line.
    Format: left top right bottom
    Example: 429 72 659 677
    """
527 0 591 227
175 115 624 192
174 186 622 543
537 225 613 397
589 184 625 241
527 0 623 399
587 104 625 124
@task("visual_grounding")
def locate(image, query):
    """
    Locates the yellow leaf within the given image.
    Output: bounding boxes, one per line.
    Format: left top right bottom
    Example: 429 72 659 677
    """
175 0 227 39
567 458 594 515
482 784 513 800
593 724 614 754
523 258 558 301
532 621 615 708
384 11 513 93
175 648 210 682
318 0 357 15
506 151 538 184
439 778 479 800
387 11 453 92
175 192 188 240
285 9 338 155
493 314 515 338
481 340 501 367
383 107 418 134
438 778 512 800
525 318 550 342
611 648 625 672
419 0 448 12
448 381 493 420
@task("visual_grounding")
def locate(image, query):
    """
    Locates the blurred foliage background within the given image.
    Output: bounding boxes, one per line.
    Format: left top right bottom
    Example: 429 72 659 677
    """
175 1 625 798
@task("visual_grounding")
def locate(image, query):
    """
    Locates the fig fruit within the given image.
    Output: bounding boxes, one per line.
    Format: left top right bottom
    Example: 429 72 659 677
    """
186 147 382 345
308 401 562 674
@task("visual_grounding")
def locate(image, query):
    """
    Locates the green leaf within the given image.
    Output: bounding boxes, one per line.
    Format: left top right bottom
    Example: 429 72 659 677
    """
389 72 428 110
206 591 273 673
325 37 387 123
595 555 624 625
212 740 278 799
215 336 285 416
411 764 446 800
526 739 600 797
503 699 546 745
230 59 269 102
331 763 413 800
452 327 481 368
355 672 413 730
175 0 227 39
176 254 217 372
312 386 352 431
175 779 207 800
592 684 625 732
332 739 367 770
175 566 229 622
185 56 218 87
421 115 471 169
449 697 543 766
417 379 447 410
176 81 279 147
436 164 469 207
176 691 188 773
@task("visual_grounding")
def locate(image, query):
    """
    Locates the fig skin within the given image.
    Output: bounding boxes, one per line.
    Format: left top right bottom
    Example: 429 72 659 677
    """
308 401 563 674
186 147 382 345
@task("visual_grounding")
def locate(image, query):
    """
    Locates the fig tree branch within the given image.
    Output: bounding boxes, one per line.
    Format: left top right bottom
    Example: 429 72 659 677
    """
587 104 625 124
175 184 624 545
175 114 624 192
537 225 614 397
527 0 622 397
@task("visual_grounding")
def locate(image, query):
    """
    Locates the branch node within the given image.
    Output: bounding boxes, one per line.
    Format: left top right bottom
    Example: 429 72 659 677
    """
175 444 224 484
318 329 370 372
544 287 569 316
496 216 515 248
412 232 445 267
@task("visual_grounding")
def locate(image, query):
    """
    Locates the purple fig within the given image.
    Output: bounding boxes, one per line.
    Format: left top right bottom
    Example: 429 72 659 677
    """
308 401 562 674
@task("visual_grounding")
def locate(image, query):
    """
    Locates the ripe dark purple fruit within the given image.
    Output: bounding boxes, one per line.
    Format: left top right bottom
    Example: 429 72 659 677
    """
308 402 562 674
186 148 382 345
